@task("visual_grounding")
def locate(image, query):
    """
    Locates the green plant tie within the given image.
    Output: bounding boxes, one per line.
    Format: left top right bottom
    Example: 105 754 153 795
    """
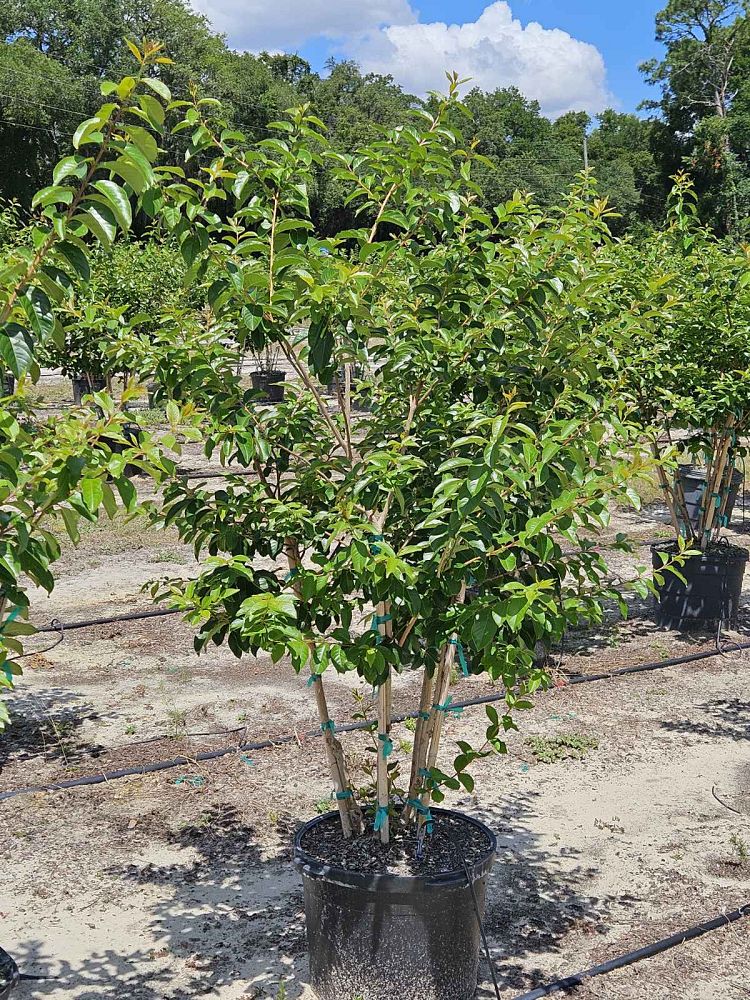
369 533 384 554
449 638 469 677
713 493 722 508
418 767 432 780
335 789 353 800
370 612 392 645
378 733 393 758
373 805 389 831
720 514 729 527
321 719 336 733
418 711 430 721
0 607 20 635
284 568 299 581
406 797 434 833
307 673 321 687
433 695 463 717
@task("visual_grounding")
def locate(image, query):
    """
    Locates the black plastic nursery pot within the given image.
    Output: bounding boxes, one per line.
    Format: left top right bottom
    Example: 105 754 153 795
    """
2 374 14 397
251 370 286 403
651 541 749 629
103 421 143 477
293 808 496 1000
72 375 106 405
676 464 744 532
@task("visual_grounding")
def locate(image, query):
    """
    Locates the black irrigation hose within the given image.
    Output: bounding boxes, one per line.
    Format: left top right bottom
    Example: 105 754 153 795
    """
35 607 180 633
4 637 750 803
512 903 750 999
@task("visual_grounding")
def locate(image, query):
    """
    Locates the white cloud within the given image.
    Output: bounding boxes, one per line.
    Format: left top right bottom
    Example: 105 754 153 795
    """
348 2 612 117
191 0 417 52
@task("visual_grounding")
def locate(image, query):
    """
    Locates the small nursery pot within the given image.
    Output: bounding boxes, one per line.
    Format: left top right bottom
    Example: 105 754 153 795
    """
146 381 159 408
103 421 143 477
651 541 749 629
676 465 744 532
72 375 106 405
251 370 286 403
293 808 496 1000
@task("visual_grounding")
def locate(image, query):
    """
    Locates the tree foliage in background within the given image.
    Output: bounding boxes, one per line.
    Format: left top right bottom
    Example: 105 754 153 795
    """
1 0 663 232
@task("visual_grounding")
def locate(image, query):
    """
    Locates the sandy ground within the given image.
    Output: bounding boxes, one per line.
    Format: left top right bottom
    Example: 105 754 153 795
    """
1 403 750 1000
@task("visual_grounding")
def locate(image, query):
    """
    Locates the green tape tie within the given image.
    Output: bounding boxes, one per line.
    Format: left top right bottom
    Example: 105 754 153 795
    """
284 568 299 581
418 711 430 721
373 805 389 831
369 533 384 554
321 719 336 733
378 733 393 758
370 613 392 645
407 798 433 833
433 695 463 717
335 789 353 800
307 673 321 687
449 638 469 677
0 607 20 635
720 514 729 526
174 775 205 788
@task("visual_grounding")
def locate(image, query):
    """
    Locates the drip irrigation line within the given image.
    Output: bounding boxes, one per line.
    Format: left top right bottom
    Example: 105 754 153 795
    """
511 903 750 999
34 607 180 634
4 637 750 803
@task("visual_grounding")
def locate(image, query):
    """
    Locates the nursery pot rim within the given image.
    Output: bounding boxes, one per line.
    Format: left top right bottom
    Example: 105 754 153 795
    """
293 807 496 892
650 539 750 563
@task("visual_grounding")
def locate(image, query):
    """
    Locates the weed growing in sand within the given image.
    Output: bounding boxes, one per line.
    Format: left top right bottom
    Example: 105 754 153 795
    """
526 732 599 764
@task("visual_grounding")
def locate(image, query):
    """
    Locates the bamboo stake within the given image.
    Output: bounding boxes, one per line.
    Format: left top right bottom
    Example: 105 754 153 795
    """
701 424 735 546
375 599 392 843
651 443 682 536
284 538 362 836
402 665 436 824
418 581 467 819
715 458 736 538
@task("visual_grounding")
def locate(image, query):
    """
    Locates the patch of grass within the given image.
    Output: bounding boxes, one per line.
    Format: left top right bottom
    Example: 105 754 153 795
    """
166 708 188 738
149 549 189 564
135 407 166 427
403 717 417 733
729 833 749 866
314 798 331 815
526 731 599 764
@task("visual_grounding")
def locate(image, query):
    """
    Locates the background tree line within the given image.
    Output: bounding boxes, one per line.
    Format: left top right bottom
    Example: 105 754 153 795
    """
1 0 748 236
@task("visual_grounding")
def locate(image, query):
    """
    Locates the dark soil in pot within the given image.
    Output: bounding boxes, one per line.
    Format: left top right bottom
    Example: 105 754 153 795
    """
293 808 496 1000
251 370 285 403
651 540 749 629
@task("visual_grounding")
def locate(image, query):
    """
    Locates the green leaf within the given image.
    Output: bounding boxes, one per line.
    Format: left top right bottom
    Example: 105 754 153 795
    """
81 478 103 514
93 180 133 230
142 77 171 102
55 241 90 281
0 324 34 377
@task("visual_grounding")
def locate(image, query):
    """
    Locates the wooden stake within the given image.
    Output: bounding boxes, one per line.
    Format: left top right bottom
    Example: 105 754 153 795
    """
375 599 392 843
701 424 735 546
418 582 467 820
285 537 362 837
402 668 435 824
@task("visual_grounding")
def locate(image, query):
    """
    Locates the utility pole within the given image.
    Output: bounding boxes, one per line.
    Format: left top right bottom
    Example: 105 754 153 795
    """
583 135 589 171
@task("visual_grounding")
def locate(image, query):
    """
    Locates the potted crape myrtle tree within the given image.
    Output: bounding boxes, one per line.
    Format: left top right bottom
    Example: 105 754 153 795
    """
0 43 179 727
150 85 662 1000
622 177 750 629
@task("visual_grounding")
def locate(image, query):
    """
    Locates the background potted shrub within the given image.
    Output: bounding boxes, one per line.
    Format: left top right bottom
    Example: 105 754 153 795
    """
249 342 286 402
620 176 750 629
144 86 664 1000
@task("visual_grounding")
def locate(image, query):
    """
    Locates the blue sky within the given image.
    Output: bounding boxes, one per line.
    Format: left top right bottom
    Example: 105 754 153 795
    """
193 0 665 118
